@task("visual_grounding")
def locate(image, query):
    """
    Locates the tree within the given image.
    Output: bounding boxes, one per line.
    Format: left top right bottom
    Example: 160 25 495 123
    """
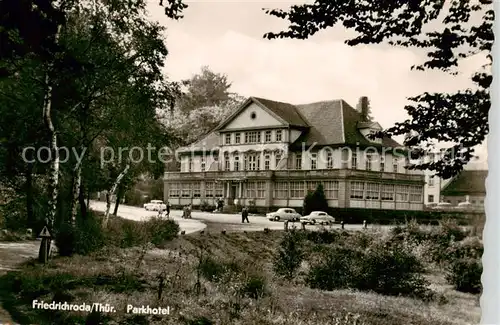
264 0 492 179
303 184 329 216
176 66 233 114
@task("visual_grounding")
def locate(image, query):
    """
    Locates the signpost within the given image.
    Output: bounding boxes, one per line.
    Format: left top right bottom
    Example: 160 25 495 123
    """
38 226 52 264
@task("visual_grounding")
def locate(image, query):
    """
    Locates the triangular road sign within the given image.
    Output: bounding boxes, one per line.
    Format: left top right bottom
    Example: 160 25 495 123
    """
38 226 52 238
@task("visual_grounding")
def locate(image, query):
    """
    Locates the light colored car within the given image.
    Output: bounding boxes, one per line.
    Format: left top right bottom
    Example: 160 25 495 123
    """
266 208 301 222
300 211 335 225
143 200 167 211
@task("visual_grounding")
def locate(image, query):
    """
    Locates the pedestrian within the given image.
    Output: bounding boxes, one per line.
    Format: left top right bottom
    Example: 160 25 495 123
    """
241 206 249 223
166 201 170 218
187 204 192 219
182 205 187 219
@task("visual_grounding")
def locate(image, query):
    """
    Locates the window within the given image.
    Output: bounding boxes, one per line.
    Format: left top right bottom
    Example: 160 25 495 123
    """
256 181 266 198
205 182 214 198
428 176 435 186
275 153 282 169
224 153 230 171
366 183 380 200
380 156 385 172
235 133 241 144
246 182 256 198
324 181 339 199
327 152 334 169
246 153 260 171
307 181 319 191
276 130 282 141
311 153 317 170
428 195 435 203
215 182 224 197
201 157 206 172
366 155 373 171
290 181 304 198
234 155 240 171
265 130 272 142
264 154 271 170
395 185 409 201
225 133 231 145
341 150 349 169
351 152 357 169
381 184 394 201
295 154 302 170
169 183 179 197
393 159 399 173
181 183 191 198
188 158 193 172
409 186 422 202
350 182 364 199
274 182 288 198
245 131 261 144
193 182 201 198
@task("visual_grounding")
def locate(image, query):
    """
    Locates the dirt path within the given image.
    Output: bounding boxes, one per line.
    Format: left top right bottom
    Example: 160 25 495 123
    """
0 240 41 323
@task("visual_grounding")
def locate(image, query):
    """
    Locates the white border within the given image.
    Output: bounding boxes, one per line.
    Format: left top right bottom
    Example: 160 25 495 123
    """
481 1 499 324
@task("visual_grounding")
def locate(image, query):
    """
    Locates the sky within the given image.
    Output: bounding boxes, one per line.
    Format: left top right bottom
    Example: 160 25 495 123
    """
145 0 488 170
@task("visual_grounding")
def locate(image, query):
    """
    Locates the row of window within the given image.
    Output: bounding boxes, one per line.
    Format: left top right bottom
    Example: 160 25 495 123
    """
350 182 422 202
167 181 340 199
224 129 283 145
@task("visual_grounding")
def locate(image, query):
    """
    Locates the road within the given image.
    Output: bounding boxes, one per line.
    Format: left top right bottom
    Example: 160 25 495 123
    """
89 201 389 233
89 201 206 234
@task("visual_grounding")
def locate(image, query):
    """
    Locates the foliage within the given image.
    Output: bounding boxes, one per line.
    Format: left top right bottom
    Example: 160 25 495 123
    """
303 183 329 216
273 230 305 279
55 212 106 256
264 0 493 178
445 258 482 294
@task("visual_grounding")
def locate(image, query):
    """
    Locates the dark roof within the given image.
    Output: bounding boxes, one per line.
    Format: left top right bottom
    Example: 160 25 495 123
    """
252 97 309 128
294 99 401 148
182 96 402 151
441 170 487 196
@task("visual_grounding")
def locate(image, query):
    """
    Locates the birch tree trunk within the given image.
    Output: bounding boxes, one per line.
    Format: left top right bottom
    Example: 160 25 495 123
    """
103 163 130 228
38 24 62 263
38 74 60 262
70 162 82 227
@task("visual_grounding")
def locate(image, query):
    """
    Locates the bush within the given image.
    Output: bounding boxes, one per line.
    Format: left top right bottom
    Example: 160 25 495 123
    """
303 184 329 216
240 273 267 299
446 258 482 294
305 240 434 300
305 229 339 244
442 237 483 263
200 200 215 212
55 213 105 256
198 257 241 283
143 217 179 246
273 230 305 279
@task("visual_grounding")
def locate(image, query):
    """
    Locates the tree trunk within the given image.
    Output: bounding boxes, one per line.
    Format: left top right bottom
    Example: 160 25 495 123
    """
70 163 82 227
80 182 87 220
103 163 130 228
113 185 123 216
25 163 34 231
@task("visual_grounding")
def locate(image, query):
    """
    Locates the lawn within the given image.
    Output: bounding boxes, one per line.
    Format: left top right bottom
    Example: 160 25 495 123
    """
0 220 482 325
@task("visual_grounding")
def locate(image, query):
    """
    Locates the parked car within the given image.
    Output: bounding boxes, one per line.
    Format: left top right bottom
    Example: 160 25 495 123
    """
266 208 301 222
300 211 335 225
143 200 167 211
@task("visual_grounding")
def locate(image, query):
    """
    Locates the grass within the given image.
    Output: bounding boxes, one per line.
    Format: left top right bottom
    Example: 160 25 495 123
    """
0 226 481 325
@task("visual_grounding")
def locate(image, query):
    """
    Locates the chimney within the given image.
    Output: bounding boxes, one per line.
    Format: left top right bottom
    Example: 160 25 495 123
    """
357 96 369 121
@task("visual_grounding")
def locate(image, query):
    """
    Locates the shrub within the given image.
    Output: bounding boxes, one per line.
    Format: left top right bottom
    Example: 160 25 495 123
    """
200 200 216 212
144 217 179 246
442 237 483 263
273 230 305 279
198 257 228 282
305 240 434 300
303 184 329 216
55 213 105 256
240 273 267 299
446 258 482 294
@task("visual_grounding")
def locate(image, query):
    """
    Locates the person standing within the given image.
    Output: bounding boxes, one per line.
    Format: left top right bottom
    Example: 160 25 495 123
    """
166 201 170 218
241 207 249 223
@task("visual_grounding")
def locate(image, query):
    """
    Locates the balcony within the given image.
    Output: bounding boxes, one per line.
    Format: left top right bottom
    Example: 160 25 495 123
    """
164 168 424 183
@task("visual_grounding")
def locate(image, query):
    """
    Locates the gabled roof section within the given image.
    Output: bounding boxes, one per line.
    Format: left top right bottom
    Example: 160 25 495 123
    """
252 97 309 128
294 100 402 148
178 131 219 153
441 170 487 196
214 97 309 131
